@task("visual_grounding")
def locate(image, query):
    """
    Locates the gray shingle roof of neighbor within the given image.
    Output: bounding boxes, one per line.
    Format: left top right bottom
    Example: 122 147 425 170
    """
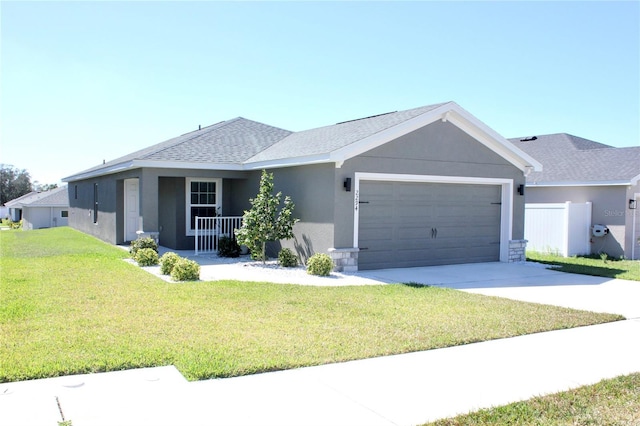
245 103 447 163
510 133 640 184
6 186 69 207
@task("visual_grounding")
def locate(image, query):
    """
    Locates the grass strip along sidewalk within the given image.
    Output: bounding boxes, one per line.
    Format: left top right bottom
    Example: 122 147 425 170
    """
0 228 623 383
427 373 640 425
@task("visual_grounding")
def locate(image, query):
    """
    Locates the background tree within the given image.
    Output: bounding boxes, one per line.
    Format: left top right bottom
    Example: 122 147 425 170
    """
33 182 59 192
0 164 33 205
235 170 299 263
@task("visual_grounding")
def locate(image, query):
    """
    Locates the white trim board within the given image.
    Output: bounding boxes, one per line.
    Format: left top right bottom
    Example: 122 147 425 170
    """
352 172 514 263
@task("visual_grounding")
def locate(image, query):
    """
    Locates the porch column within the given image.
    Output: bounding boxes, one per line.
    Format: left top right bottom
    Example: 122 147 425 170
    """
139 170 159 234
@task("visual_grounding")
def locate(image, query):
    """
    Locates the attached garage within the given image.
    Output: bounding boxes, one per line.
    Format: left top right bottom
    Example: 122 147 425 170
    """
353 174 515 271
358 181 501 269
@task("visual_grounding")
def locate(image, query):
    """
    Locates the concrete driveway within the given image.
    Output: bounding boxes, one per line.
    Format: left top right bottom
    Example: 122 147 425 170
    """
359 261 640 319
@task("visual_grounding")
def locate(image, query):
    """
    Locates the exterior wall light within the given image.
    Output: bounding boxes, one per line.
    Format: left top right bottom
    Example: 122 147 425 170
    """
344 178 352 192
630 199 637 210
517 184 525 196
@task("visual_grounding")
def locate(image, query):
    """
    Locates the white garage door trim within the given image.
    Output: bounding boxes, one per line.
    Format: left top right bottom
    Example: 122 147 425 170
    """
353 172 514 262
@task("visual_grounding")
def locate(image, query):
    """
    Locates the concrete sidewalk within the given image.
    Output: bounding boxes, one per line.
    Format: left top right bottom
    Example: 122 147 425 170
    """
2 320 639 426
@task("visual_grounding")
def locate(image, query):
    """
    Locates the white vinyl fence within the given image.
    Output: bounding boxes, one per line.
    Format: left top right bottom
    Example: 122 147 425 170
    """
194 216 243 255
524 202 592 257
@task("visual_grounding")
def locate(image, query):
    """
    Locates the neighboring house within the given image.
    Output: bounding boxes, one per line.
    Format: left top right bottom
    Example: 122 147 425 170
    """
4 191 36 221
62 102 540 271
511 134 640 260
4 186 70 230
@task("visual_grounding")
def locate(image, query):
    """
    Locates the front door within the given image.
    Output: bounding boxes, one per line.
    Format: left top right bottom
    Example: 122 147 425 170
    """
124 178 140 241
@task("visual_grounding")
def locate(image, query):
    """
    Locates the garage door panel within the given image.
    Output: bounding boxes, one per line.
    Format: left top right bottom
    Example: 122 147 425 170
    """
358 181 501 270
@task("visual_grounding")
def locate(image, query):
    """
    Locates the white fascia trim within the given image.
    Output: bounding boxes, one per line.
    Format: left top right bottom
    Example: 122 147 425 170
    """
631 173 640 186
62 160 244 182
328 107 444 163
442 104 542 172
527 181 632 187
134 160 243 171
62 161 136 182
352 172 514 262
328 102 541 173
243 154 333 171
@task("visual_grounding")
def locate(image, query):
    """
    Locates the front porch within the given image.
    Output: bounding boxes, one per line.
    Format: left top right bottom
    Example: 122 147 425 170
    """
193 216 243 255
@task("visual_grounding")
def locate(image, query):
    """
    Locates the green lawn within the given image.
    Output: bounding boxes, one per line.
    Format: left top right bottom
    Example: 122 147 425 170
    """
527 251 640 281
427 373 640 425
0 228 623 383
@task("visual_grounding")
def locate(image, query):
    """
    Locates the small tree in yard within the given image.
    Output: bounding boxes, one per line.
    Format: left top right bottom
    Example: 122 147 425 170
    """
235 170 298 263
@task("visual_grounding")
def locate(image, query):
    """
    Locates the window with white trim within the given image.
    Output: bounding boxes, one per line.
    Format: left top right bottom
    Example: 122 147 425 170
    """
185 178 221 234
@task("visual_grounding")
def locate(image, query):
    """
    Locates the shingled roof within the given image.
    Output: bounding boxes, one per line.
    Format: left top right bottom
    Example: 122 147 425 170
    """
64 102 539 181
72 118 293 177
5 186 69 208
246 104 446 164
510 133 640 185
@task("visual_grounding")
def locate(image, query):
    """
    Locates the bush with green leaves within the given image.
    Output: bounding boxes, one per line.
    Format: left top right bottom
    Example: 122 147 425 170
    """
278 248 298 267
217 236 241 258
135 248 159 267
159 252 181 275
171 258 200 281
129 237 158 258
235 170 299 263
306 253 334 276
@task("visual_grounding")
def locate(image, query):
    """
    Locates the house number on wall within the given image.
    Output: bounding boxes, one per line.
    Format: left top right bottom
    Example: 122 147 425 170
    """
354 189 359 211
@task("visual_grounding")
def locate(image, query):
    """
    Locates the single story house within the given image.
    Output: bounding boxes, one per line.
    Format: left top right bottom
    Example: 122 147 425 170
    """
63 102 541 271
4 186 70 230
511 134 640 260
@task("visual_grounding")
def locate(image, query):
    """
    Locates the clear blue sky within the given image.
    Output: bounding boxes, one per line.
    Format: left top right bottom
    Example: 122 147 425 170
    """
1 1 638 186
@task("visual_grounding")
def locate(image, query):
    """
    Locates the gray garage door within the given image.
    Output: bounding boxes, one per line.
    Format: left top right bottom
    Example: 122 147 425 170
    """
358 181 501 270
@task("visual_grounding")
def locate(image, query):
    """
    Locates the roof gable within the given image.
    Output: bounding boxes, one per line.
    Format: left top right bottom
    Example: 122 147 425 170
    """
245 102 541 172
511 133 640 185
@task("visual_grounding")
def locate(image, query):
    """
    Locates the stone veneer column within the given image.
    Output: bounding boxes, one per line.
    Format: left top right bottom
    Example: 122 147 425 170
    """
508 239 527 262
328 248 360 272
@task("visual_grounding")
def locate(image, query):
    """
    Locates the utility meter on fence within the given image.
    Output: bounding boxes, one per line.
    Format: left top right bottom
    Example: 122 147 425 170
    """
592 224 609 237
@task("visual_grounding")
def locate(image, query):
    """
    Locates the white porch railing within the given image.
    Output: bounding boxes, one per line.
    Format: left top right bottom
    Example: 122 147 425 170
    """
194 216 243 255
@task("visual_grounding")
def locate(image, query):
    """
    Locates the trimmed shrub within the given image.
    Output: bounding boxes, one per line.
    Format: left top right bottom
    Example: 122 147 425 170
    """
306 253 334 276
217 236 241 258
159 252 181 275
135 248 159 267
171 258 200 281
130 237 158 258
278 248 298 267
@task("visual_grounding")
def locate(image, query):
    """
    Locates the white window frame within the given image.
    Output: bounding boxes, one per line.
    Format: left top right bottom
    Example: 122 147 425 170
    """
185 178 222 236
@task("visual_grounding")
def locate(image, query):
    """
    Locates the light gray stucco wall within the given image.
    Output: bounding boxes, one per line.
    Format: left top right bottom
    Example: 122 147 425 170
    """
68 167 250 247
525 185 635 258
67 171 137 245
268 164 336 261
334 120 527 248
626 183 640 260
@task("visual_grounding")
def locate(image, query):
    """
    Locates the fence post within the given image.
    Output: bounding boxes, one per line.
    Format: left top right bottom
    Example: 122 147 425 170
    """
195 216 200 255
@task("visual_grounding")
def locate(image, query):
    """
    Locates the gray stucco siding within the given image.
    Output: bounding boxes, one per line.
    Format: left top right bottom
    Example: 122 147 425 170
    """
67 171 140 245
525 185 633 258
268 164 336 261
336 120 527 246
